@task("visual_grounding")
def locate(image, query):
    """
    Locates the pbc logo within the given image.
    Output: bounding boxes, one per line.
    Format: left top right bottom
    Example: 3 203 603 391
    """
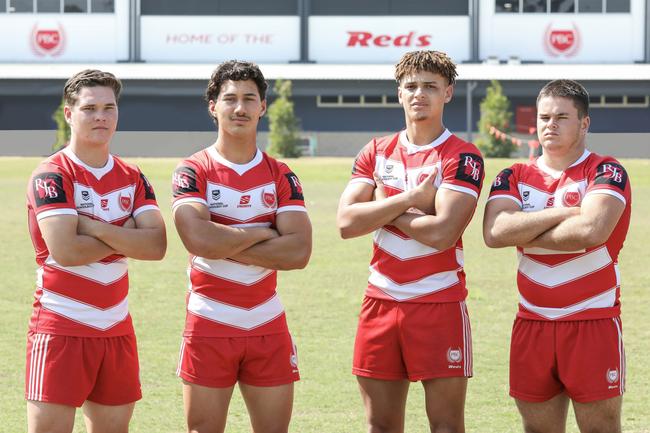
455 153 484 188
490 168 513 193
285 172 304 201
30 23 66 57
447 347 462 363
606 368 619 384
594 162 627 191
346 31 431 48
562 190 581 207
172 166 199 197
261 190 276 208
118 193 132 212
33 172 66 206
543 23 580 58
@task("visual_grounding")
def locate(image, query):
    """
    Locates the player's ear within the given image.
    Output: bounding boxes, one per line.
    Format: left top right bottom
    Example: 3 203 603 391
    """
444 84 454 103
580 114 590 135
64 105 72 124
397 86 403 105
259 99 267 118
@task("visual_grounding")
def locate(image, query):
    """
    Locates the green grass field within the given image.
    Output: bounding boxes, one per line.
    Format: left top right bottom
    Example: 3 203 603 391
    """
1 156 648 433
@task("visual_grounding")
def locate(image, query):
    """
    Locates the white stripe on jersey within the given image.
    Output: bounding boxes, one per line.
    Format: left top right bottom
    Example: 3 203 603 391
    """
523 246 586 255
43 256 128 286
133 204 160 218
39 289 129 330
585 189 627 205
276 205 308 214
368 267 460 301
187 291 284 330
172 197 208 212
518 246 612 288
374 227 440 260
28 333 50 401
440 182 479 199
519 287 616 320
36 208 78 221
191 257 273 285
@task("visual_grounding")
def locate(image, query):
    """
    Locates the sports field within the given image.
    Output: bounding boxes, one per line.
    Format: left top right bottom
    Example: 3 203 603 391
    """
1 156 648 433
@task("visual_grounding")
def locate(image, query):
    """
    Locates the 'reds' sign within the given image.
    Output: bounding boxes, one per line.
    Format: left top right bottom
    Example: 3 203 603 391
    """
346 31 431 48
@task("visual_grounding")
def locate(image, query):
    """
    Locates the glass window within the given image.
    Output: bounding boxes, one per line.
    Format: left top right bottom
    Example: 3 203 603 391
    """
604 96 624 104
578 0 602 12
606 0 630 12
141 0 295 15
386 95 400 104
626 96 647 104
342 95 361 104
523 0 547 12
311 0 467 15
319 95 339 104
64 0 87 12
219 0 296 14
141 0 219 15
589 95 602 105
91 0 113 13
37 0 60 12
363 96 383 104
496 0 520 12
551 0 574 12
9 0 34 12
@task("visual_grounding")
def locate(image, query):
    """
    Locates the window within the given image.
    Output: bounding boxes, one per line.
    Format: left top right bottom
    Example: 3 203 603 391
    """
64 0 86 13
317 95 402 107
578 0 602 12
91 0 114 13
495 0 629 13
496 0 520 12
589 95 648 108
6 0 114 13
9 0 34 12
606 0 630 12
141 0 297 15
38 0 60 12
523 0 547 12
311 0 469 15
551 0 574 12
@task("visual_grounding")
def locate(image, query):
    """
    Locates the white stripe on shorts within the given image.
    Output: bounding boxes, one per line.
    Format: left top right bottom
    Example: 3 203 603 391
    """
460 301 473 377
176 339 186 377
27 334 51 401
613 317 625 395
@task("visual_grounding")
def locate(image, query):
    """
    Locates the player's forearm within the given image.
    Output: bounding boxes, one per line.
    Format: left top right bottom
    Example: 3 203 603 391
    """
337 192 413 239
524 214 604 251
91 223 167 260
483 207 578 248
230 233 312 270
49 235 115 267
391 213 460 250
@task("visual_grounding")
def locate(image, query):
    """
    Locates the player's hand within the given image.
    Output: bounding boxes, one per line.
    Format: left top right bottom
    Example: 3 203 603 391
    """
373 172 387 201
408 167 438 215
76 215 99 237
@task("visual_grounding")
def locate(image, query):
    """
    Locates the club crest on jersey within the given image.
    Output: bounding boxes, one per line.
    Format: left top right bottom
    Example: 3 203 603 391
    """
606 368 619 384
262 190 276 208
562 190 581 207
455 153 484 188
417 170 432 185
447 347 462 364
119 193 132 212
100 198 109 210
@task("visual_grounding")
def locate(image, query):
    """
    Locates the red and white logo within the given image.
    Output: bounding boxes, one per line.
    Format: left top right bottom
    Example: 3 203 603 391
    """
346 31 431 48
30 23 66 57
239 195 251 205
562 190 581 207
543 23 580 58
545 196 555 208
119 193 132 212
447 347 462 363
261 190 276 208
34 177 59 199
100 198 109 210
606 368 619 384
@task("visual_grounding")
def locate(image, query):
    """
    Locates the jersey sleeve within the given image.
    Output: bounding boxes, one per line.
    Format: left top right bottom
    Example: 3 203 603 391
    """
439 147 484 199
349 140 376 186
171 159 207 211
275 163 307 214
132 169 160 218
585 158 631 205
27 162 77 221
487 165 523 207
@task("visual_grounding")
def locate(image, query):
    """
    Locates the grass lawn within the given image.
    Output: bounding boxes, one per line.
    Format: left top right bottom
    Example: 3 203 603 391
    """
0 156 648 432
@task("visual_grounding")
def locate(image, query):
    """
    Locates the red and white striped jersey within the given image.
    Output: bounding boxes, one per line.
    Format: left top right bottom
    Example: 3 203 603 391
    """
172 147 307 337
349 130 484 303
26 147 160 336
487 150 632 321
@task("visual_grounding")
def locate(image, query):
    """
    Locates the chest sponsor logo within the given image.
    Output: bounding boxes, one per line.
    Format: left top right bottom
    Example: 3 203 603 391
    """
101 198 109 210
238 195 251 207
118 193 132 212
545 196 555 208
33 172 67 206
455 153 483 188
562 190 581 207
77 189 94 209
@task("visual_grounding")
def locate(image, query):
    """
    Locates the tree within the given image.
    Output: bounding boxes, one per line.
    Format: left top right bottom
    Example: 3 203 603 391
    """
267 79 302 158
476 80 515 157
52 98 70 152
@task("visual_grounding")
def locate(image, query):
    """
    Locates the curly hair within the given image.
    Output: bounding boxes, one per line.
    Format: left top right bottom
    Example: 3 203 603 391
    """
63 69 122 106
205 60 268 102
537 79 590 119
394 50 458 86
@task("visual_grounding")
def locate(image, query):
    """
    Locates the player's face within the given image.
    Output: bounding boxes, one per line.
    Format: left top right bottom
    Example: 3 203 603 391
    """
209 80 266 137
398 71 453 123
537 96 589 158
65 86 118 147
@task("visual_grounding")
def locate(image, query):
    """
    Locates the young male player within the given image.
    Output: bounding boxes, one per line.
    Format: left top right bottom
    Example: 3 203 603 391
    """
483 79 631 433
25 69 167 433
172 60 312 433
337 50 484 433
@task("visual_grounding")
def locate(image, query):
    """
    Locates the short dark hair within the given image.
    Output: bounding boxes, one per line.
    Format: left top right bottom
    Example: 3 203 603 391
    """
537 79 590 118
205 60 268 102
394 50 458 86
63 69 122 106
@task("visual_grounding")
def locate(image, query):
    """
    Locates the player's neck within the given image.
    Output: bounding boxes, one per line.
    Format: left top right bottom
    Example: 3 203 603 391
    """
66 138 110 168
541 142 587 172
404 120 446 146
214 134 257 164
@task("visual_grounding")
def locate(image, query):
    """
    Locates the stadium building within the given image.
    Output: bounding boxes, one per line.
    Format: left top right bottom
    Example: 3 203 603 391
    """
1 0 649 157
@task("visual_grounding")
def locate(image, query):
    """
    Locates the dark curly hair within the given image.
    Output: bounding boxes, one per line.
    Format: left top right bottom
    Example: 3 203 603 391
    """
394 50 458 86
205 60 268 103
63 69 122 106
537 79 590 119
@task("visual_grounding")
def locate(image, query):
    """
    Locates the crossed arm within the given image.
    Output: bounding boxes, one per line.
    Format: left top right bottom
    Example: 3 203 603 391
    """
336 171 478 250
39 209 167 266
173 202 312 270
483 193 624 251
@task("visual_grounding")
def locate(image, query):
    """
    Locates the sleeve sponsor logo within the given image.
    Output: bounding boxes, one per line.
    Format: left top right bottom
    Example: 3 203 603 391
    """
172 166 199 197
33 172 67 206
490 168 513 193
139 172 156 200
594 163 627 191
455 153 484 188
285 172 304 201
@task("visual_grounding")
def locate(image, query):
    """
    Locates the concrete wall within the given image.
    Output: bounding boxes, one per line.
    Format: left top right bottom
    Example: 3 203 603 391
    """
1 130 648 158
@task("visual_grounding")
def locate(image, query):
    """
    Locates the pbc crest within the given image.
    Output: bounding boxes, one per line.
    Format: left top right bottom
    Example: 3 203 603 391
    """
30 23 66 58
543 23 580 58
606 368 619 384
118 193 132 212
562 190 581 207
455 153 484 189
33 172 66 206
261 189 276 208
447 347 462 363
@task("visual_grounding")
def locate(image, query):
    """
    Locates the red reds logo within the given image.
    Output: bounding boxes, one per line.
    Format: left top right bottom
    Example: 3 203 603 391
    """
562 190 581 207
30 23 66 57
346 31 431 48
100 198 109 210
119 193 132 212
262 190 276 208
543 23 580 58
239 195 251 205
